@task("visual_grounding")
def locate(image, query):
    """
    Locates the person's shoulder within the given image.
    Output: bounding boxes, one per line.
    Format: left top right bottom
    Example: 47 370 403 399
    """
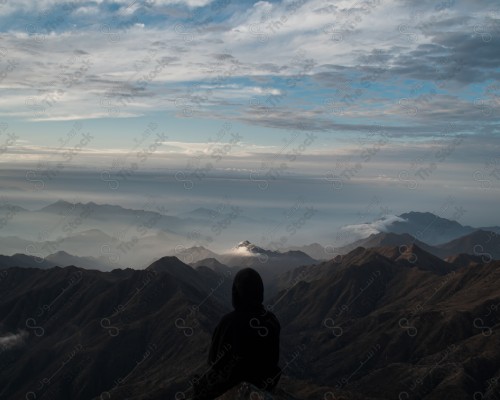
263 309 280 326
265 309 278 318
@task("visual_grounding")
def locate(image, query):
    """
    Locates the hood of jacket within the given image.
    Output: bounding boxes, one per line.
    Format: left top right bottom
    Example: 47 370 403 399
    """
232 268 264 311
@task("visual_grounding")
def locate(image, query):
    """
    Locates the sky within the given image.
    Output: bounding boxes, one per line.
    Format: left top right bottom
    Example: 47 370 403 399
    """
0 0 499 235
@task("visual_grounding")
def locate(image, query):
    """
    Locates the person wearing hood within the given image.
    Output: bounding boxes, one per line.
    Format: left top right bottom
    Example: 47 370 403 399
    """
192 268 281 399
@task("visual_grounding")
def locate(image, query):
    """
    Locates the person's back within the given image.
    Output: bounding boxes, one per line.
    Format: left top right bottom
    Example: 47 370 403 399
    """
193 268 281 400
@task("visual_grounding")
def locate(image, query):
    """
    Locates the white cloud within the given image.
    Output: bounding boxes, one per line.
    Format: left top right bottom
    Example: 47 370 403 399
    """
225 246 256 257
0 0 213 16
0 330 28 350
151 0 214 6
0 0 496 135
73 5 100 15
339 215 407 241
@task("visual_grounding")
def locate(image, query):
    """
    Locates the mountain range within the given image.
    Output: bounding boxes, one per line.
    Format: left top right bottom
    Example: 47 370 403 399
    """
284 211 500 259
2 201 500 268
2 228 498 285
1 203 500 398
1 243 499 399
335 229 500 261
338 211 500 245
0 200 268 267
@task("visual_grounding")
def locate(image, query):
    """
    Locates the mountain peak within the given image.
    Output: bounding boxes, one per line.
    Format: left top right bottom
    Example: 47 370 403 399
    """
343 246 387 262
399 211 437 218
39 199 74 211
55 199 73 205
172 246 220 264
234 240 268 255
390 243 455 274
193 257 226 267
397 211 466 229
146 256 193 274
49 250 72 257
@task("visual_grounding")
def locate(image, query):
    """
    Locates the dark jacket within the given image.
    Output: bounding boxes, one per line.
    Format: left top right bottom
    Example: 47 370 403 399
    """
194 268 281 399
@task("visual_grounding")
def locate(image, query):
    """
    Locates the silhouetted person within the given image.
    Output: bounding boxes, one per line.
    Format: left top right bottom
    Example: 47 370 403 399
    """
193 268 281 399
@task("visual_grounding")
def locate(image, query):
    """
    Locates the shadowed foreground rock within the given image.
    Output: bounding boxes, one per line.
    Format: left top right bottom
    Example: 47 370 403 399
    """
214 382 299 400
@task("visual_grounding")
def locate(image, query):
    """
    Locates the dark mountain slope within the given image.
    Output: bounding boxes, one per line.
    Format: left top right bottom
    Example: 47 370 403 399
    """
1 246 499 400
271 246 500 400
436 229 500 260
0 258 228 400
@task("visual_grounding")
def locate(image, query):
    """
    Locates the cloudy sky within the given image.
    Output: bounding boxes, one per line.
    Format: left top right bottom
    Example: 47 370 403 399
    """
0 0 499 234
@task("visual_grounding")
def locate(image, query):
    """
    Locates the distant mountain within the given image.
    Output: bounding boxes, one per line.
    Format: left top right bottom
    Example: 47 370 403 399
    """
335 232 438 255
0 253 55 269
0 229 183 268
225 240 315 262
0 204 27 212
340 211 500 245
37 200 180 234
38 199 88 214
0 200 278 264
0 235 34 255
45 251 115 271
169 241 317 281
233 240 269 255
218 241 317 281
191 257 233 275
39 200 170 221
279 243 330 260
435 229 500 261
0 229 120 259
0 200 185 245
171 245 220 264
393 211 475 243
444 253 485 268
0 228 120 260
334 230 500 262
6 201 500 269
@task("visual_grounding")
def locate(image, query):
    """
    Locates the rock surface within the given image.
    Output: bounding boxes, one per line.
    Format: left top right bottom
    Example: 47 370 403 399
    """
215 382 299 400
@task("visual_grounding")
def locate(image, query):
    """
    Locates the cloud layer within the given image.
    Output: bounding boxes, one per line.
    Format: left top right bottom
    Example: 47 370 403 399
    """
0 0 499 231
